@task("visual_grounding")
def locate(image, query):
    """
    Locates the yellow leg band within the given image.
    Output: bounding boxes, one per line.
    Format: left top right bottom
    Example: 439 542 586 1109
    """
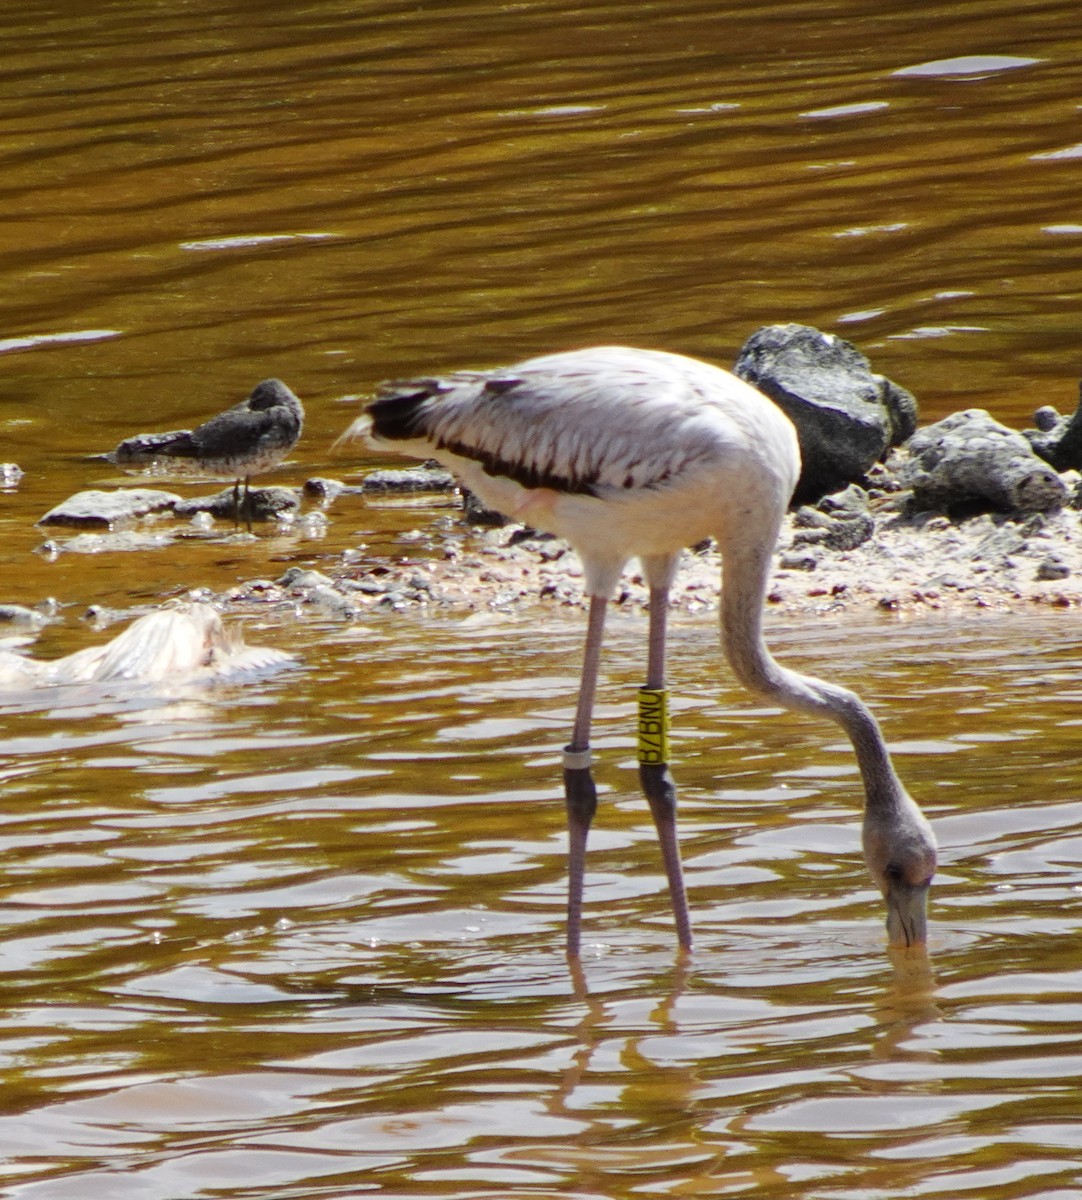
637 687 670 765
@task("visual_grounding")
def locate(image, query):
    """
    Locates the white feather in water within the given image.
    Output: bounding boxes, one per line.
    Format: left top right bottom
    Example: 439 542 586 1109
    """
0 603 293 688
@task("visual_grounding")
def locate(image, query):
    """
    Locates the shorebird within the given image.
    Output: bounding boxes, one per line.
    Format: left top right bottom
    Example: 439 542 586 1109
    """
345 346 937 957
110 379 304 529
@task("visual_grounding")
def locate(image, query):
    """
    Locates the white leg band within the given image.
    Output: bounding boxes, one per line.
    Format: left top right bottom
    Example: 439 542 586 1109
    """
562 746 593 771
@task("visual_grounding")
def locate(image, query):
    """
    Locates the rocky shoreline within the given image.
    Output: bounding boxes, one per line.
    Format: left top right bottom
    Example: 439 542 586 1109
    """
16 323 1082 629
219 321 1082 622
204 460 1082 623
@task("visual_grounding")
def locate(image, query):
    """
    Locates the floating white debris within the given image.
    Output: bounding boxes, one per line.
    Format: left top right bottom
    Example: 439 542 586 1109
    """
893 55 1041 78
675 102 741 114
889 325 989 340
501 104 606 119
0 603 293 688
179 232 336 251
833 222 908 239
0 328 122 355
1032 143 1082 161
837 309 887 324
801 101 890 119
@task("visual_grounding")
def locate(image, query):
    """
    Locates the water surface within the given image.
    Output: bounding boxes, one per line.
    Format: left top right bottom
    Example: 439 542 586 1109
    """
2 2 1082 1197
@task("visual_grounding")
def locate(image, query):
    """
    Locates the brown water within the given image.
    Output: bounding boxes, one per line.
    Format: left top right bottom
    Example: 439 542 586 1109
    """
2 1 1082 1197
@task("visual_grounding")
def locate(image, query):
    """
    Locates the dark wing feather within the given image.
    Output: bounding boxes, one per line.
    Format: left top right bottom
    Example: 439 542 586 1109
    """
112 429 196 465
368 372 603 495
367 379 453 443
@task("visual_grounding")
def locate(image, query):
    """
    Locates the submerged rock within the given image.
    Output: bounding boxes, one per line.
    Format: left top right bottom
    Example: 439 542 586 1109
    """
174 485 300 522
303 476 362 504
0 604 51 630
361 467 455 493
277 566 361 618
42 530 177 555
37 488 182 529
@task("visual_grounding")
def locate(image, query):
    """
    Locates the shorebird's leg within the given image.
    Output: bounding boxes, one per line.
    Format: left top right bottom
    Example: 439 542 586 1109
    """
230 479 242 530
564 594 607 959
242 475 253 533
638 582 693 953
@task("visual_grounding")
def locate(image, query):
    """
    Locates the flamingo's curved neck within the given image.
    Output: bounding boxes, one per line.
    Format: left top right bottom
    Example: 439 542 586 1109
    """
717 538 906 814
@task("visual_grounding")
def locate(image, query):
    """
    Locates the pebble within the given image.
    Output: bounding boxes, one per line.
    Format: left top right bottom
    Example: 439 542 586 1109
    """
780 551 818 571
1035 556 1070 581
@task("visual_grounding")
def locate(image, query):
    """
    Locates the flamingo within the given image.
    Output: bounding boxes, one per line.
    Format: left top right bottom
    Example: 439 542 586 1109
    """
345 345 937 956
109 379 304 529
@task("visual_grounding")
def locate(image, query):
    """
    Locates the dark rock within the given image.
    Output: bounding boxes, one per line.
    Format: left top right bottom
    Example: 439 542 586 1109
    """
462 488 507 526
1036 556 1070 581
1033 406 1060 433
818 483 872 516
791 485 875 551
354 577 393 595
304 585 361 618
279 567 335 589
361 467 455 493
227 579 284 604
733 323 916 503
277 566 362 616
303 477 360 503
901 410 1068 515
1023 383 1082 471
780 550 818 571
792 509 875 552
864 459 906 495
822 512 875 552
880 379 920 445
37 488 182 529
507 526 554 546
174 486 300 522
793 506 833 530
